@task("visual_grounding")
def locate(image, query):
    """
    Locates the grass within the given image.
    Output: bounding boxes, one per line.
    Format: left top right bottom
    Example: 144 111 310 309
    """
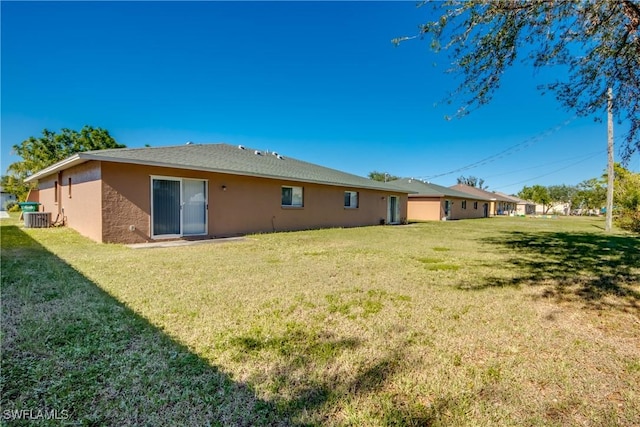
2 214 639 426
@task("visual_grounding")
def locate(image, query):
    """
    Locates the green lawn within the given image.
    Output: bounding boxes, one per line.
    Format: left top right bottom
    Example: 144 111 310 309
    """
2 214 639 426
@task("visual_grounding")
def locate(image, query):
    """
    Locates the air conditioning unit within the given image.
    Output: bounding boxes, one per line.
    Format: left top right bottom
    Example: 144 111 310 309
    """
24 212 51 228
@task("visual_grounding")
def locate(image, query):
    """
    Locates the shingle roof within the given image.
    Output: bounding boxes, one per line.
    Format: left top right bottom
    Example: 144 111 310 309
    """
449 184 515 202
390 179 491 200
25 143 410 193
494 192 535 204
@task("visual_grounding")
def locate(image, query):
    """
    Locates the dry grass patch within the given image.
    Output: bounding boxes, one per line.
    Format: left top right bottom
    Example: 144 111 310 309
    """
2 215 639 425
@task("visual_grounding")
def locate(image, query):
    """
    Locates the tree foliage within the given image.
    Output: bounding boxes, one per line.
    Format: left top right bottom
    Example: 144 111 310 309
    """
547 184 577 205
612 163 640 232
396 0 640 160
3 126 125 201
368 171 401 182
572 178 607 211
456 175 488 189
519 184 551 213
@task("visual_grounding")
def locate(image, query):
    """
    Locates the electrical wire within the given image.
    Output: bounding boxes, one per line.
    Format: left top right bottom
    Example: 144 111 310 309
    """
493 151 604 191
415 116 577 181
482 149 605 180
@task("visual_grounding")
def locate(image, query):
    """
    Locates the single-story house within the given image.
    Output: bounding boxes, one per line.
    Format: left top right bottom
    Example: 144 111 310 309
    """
537 202 571 215
24 143 410 243
494 192 536 215
0 186 17 210
449 184 517 216
390 178 491 221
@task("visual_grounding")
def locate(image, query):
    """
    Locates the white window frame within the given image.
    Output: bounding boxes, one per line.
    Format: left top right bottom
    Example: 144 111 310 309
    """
281 185 303 207
344 191 359 209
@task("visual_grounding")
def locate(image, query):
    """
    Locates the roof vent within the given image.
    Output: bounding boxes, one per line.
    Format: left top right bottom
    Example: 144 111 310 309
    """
272 151 278 156
276 154 284 160
254 150 262 156
238 145 245 150
186 141 194 145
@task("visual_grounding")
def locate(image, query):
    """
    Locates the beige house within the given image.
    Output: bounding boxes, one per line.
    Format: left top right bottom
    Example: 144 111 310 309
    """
494 192 536 215
390 178 491 221
25 144 409 243
449 184 517 216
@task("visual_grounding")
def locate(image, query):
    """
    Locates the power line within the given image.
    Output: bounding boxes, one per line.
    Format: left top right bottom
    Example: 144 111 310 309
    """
493 151 603 191
416 116 577 181
482 149 604 180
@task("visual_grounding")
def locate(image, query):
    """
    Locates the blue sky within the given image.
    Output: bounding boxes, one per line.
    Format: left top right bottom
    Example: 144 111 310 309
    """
2 1 637 193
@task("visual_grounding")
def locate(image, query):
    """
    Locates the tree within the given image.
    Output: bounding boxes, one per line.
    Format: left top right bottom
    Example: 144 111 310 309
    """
613 164 640 210
3 126 125 200
456 175 488 189
572 178 607 212
395 0 639 160
612 163 640 232
547 184 577 213
519 184 551 213
368 171 400 182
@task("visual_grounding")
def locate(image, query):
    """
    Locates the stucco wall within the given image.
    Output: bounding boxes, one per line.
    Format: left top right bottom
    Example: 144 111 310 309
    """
37 177 57 215
37 162 103 241
100 162 406 244
407 197 443 221
408 196 488 221
449 198 489 220
63 162 103 242
101 162 153 243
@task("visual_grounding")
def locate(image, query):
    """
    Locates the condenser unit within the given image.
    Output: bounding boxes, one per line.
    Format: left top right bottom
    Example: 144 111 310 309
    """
24 212 51 228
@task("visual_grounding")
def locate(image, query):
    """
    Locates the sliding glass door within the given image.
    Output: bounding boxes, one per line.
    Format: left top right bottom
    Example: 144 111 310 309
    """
182 179 207 235
151 177 207 238
388 196 400 224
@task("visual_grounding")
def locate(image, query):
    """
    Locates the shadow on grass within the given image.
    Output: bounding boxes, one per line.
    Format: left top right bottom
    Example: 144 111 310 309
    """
227 319 425 424
1 224 428 425
0 224 299 426
464 230 640 313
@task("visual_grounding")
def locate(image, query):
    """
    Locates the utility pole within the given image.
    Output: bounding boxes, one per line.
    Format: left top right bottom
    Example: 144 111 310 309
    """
605 87 614 232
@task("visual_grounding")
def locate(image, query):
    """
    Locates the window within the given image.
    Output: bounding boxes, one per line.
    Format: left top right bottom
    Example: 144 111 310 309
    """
54 181 58 203
474 201 478 209
68 177 72 198
282 186 303 207
344 191 358 208
462 200 467 209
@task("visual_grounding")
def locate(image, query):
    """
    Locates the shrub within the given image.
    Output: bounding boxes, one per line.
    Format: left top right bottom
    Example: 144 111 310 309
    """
615 209 640 233
6 201 20 212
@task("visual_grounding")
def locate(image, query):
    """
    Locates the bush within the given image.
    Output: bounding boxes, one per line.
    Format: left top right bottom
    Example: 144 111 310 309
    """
615 209 640 233
4 201 19 212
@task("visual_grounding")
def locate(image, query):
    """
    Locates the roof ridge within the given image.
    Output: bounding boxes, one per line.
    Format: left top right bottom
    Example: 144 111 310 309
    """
27 143 409 193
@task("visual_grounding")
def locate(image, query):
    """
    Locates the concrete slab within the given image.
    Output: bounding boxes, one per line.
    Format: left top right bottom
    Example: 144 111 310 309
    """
0 211 10 219
126 236 247 249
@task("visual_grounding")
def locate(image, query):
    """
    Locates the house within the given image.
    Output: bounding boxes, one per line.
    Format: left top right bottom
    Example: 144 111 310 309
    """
494 192 536 215
24 143 410 243
537 202 571 215
449 184 517 216
390 178 491 221
0 186 17 210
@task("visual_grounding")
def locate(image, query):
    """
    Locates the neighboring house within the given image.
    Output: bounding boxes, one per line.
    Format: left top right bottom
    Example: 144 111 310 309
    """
494 192 536 215
24 144 410 243
449 184 518 216
390 178 491 221
535 202 571 215
0 186 17 210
